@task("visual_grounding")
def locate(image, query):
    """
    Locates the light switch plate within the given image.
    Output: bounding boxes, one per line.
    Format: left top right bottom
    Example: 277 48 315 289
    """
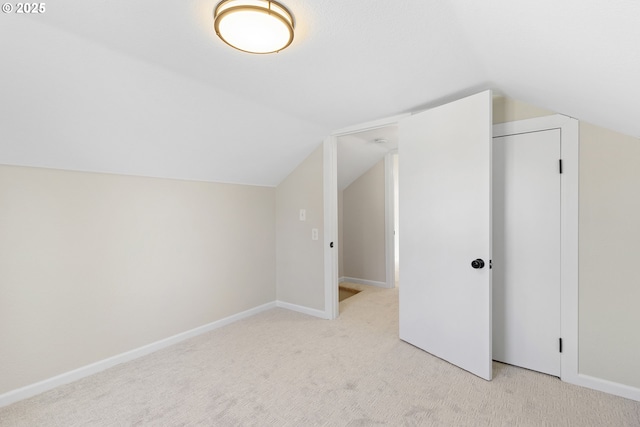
299 209 306 221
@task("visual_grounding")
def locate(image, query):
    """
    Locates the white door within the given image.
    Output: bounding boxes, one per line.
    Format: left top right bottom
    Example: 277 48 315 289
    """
492 129 561 376
398 91 493 380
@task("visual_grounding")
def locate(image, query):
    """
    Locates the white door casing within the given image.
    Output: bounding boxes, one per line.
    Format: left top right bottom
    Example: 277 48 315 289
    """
398 91 493 380
493 115 578 391
324 114 409 319
323 135 339 320
384 150 398 289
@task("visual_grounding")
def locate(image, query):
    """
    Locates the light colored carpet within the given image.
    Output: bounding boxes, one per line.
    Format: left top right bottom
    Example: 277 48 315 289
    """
1 285 639 426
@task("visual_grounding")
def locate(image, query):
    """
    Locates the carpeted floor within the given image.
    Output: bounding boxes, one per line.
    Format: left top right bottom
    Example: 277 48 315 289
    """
1 285 639 426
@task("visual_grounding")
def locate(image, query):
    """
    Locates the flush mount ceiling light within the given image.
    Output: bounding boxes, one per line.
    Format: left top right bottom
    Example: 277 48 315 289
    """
214 0 294 54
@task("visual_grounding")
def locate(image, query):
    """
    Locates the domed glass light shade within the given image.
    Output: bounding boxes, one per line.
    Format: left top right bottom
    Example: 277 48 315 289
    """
214 0 294 54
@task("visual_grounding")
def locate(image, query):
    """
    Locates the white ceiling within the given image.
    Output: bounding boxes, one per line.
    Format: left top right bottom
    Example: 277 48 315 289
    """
337 127 398 191
1 1 639 186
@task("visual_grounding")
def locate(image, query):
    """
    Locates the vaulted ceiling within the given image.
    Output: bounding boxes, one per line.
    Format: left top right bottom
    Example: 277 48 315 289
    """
1 1 638 186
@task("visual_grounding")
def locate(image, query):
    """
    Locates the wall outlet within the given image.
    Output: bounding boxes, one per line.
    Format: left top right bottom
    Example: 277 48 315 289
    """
299 209 306 221
311 228 319 240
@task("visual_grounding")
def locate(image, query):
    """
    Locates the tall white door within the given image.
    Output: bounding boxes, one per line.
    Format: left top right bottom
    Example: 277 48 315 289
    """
492 129 561 376
398 91 493 380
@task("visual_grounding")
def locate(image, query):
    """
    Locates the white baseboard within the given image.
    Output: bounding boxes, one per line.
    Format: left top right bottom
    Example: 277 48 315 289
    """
0 301 276 408
5 301 637 408
276 300 327 319
340 276 389 288
566 373 640 402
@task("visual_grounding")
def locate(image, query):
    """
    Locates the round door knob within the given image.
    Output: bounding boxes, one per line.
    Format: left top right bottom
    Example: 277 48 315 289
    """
471 259 485 269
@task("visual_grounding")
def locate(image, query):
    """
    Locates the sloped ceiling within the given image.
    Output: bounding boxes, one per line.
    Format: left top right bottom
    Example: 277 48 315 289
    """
1 0 638 186
337 127 398 191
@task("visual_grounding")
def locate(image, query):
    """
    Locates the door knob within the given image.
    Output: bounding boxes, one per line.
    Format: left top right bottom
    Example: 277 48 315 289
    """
471 259 485 269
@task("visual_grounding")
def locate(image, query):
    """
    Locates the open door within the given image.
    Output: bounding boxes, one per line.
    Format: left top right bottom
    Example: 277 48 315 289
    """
398 91 493 380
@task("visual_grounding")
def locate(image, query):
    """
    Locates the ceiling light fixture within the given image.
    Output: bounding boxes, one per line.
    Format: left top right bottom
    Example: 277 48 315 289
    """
214 0 295 54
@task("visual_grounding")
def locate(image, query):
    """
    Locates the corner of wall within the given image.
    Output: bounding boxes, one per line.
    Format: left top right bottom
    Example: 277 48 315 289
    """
275 144 325 311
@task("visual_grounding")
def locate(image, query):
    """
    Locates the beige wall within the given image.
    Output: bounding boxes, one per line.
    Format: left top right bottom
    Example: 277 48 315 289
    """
275 145 325 310
342 160 386 283
492 96 554 124
578 123 640 388
0 165 276 395
493 95 640 389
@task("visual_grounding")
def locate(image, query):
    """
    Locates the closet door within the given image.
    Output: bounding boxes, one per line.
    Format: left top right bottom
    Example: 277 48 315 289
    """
492 129 561 377
399 90 493 380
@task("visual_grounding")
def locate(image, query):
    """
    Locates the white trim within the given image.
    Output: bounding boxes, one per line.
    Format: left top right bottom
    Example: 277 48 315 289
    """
340 276 388 288
493 114 579 390
384 151 397 288
572 374 640 402
323 136 339 320
0 301 277 408
276 301 327 319
331 114 409 137
324 118 404 319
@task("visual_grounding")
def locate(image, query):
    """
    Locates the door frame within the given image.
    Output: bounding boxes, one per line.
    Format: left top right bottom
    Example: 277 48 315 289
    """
323 114 409 320
493 114 579 384
384 149 399 289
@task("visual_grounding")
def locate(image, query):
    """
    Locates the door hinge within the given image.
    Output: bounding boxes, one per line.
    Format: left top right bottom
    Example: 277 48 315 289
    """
559 338 563 353
559 159 563 174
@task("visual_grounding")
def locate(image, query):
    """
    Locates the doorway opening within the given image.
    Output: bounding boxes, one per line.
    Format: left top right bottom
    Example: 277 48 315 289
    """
334 125 399 313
